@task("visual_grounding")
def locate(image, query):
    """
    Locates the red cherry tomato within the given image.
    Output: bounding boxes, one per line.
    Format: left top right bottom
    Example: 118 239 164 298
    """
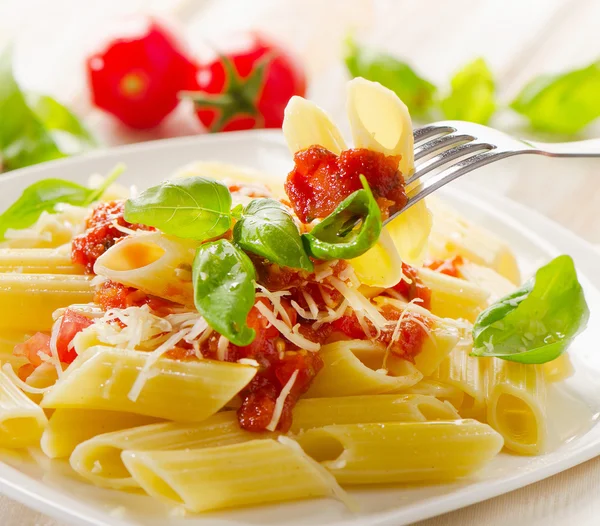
185 32 306 132
87 16 197 129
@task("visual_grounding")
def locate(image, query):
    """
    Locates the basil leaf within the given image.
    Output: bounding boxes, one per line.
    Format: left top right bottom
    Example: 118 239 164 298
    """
302 175 382 260
0 48 94 171
511 62 600 134
27 93 96 154
124 177 232 240
472 255 589 364
440 58 496 124
0 164 124 240
234 198 313 271
192 239 256 346
344 36 436 117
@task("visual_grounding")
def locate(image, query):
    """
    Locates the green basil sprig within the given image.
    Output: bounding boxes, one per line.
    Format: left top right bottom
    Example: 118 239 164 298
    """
0 48 95 172
471 255 589 364
192 239 256 346
511 62 600 135
124 177 232 241
0 163 123 240
440 58 496 125
302 175 382 260
344 36 436 118
233 198 313 271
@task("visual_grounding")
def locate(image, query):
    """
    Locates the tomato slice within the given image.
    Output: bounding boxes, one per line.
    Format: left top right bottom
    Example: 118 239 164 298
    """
56 309 94 364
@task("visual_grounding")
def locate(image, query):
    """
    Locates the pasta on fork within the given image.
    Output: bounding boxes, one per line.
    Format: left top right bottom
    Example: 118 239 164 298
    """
0 78 588 514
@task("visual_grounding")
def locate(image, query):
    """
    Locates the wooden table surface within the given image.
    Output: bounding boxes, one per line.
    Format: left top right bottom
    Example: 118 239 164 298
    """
1 0 600 524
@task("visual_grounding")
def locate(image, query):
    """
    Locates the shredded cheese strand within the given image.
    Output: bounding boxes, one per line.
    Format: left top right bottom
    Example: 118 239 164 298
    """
266 369 299 431
255 302 320 352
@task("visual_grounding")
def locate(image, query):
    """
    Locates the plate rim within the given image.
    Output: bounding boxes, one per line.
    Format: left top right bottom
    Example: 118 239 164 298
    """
0 130 598 526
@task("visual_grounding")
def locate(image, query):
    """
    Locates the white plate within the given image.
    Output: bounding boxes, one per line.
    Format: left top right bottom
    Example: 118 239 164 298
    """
0 130 599 526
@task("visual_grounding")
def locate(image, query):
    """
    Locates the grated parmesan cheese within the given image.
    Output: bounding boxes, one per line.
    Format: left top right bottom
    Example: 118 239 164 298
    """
217 335 230 361
237 358 260 367
266 369 299 431
255 302 320 352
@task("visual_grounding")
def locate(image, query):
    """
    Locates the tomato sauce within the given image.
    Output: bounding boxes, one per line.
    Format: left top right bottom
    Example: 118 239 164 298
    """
284 146 407 223
331 303 431 361
71 200 154 272
94 279 177 315
425 255 464 278
391 262 432 310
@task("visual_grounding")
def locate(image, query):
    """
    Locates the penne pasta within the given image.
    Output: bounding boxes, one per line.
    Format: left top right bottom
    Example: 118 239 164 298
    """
374 296 462 376
306 340 423 397
0 369 47 447
457 260 516 302
122 438 345 512
41 346 256 421
431 339 489 419
94 232 196 306
291 394 459 433
296 420 503 484
427 196 521 284
402 378 465 409
42 409 159 459
0 273 93 332
417 267 490 322
69 411 267 489
543 353 575 383
0 247 84 274
486 359 547 455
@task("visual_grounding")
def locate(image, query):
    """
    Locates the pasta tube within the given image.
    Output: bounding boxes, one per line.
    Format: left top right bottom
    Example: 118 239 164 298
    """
431 339 489 419
417 267 489 322
296 420 503 484
402 379 465 410
122 438 345 512
42 409 159 459
0 273 93 332
427 196 520 284
486 359 547 455
94 232 196 306
291 394 459 433
41 346 256 421
0 248 83 274
457 260 515 302
0 369 47 447
543 353 574 383
69 411 266 489
306 340 423 397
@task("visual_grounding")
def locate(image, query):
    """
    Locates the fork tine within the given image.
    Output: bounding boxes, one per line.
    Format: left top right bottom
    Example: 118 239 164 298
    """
413 125 455 144
405 150 499 206
406 142 494 185
414 133 475 161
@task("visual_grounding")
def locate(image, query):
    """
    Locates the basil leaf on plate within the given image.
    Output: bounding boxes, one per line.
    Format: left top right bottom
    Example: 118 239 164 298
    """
192 239 256 346
302 175 382 260
0 163 124 240
511 61 600 134
0 48 94 171
440 58 496 124
471 255 589 364
344 36 436 117
233 198 313 271
124 177 232 240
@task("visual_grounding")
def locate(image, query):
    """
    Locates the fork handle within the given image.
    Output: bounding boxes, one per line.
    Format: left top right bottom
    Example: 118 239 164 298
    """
525 138 600 157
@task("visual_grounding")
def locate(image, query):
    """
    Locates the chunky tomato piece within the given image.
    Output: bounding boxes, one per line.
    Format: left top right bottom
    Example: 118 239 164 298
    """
94 279 177 315
332 304 431 361
391 262 432 310
56 309 94 364
13 332 51 367
285 146 407 223
72 201 154 272
426 255 464 277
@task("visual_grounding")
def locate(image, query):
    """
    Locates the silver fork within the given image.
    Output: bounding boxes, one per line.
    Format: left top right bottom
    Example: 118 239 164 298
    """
384 120 600 223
